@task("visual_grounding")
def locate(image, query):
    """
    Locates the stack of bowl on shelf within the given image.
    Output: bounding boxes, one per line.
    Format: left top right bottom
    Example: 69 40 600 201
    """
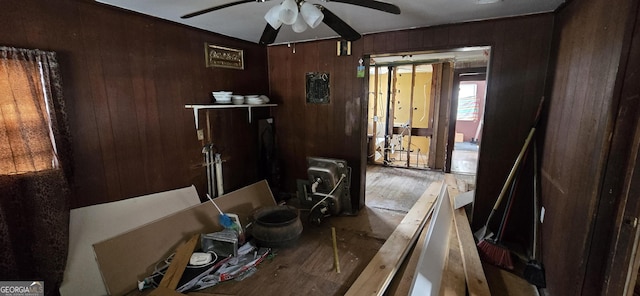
245 95 270 105
211 91 271 105
212 91 232 104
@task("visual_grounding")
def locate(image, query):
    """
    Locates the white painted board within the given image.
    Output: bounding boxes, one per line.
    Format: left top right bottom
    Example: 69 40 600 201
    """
454 190 475 209
60 186 201 296
409 183 453 296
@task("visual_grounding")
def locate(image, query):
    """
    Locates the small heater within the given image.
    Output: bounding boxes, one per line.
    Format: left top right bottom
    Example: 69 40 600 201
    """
297 157 352 224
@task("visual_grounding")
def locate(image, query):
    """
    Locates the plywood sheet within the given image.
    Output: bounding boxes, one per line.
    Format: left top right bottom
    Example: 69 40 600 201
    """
93 180 276 296
61 186 201 296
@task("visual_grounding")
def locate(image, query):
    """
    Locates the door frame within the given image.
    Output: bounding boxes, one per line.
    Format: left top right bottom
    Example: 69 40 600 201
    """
445 68 487 173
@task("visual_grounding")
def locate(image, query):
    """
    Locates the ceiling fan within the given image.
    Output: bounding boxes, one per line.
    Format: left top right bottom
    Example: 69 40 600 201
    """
181 0 401 45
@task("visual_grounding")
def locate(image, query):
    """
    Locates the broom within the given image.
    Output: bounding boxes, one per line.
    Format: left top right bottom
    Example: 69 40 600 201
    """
474 127 536 242
523 140 546 287
477 161 523 270
474 96 544 243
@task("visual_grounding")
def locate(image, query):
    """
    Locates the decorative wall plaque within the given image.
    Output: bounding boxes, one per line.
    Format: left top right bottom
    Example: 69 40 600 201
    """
305 72 330 104
205 43 244 69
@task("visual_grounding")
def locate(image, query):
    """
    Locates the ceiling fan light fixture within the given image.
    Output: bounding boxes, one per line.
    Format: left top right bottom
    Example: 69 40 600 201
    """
300 2 324 28
279 0 299 25
292 13 308 32
265 5 283 29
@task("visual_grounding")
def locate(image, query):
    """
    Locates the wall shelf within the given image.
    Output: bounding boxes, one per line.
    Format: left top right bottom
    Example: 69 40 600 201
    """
185 103 277 129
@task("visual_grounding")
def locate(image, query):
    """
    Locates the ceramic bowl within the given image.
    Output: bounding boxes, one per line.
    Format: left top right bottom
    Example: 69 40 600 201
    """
232 97 245 105
212 91 233 102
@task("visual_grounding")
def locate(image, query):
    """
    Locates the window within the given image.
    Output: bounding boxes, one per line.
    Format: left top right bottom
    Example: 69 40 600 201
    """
0 50 58 175
457 83 478 121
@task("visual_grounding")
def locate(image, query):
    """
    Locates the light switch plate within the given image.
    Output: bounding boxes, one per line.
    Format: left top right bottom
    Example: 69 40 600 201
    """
540 206 546 223
197 129 204 140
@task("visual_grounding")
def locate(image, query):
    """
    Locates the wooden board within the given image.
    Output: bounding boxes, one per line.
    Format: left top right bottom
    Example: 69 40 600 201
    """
439 220 466 296
386 214 433 296
445 174 491 296
344 181 442 296
93 180 277 296
149 234 200 295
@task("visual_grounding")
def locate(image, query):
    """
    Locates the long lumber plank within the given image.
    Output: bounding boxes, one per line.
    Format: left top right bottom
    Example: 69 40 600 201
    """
387 213 433 296
439 220 465 296
345 181 443 296
445 174 491 296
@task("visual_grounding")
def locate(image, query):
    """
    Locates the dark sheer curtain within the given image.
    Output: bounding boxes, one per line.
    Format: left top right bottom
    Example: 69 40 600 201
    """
0 46 72 296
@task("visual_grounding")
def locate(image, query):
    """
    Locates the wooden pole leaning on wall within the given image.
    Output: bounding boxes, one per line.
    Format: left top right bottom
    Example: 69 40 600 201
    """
344 181 442 296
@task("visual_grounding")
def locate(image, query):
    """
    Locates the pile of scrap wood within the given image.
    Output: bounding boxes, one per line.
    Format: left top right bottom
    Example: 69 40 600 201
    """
345 174 491 296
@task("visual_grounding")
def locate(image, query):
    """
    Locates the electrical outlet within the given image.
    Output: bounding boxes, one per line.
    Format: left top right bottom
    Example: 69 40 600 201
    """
197 129 204 140
540 206 546 223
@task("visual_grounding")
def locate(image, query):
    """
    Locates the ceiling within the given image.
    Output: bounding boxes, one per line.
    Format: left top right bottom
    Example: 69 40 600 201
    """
96 0 564 45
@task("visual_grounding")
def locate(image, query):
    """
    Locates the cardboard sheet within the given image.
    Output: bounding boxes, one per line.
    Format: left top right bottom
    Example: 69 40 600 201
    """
92 180 276 296
61 185 201 296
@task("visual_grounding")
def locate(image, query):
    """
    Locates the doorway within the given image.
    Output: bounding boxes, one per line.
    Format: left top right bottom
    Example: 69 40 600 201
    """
448 68 488 175
365 47 490 174
367 63 432 169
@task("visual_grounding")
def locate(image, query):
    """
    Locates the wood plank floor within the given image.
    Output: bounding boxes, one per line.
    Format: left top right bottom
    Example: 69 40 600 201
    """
129 165 535 296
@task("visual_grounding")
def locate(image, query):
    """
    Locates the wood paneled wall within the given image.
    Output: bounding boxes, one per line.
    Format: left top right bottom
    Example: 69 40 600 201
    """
4 1 633 293
0 1 270 208
541 0 634 294
268 14 554 218
268 40 366 210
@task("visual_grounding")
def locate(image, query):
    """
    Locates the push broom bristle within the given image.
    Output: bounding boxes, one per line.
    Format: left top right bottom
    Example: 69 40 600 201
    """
477 239 514 270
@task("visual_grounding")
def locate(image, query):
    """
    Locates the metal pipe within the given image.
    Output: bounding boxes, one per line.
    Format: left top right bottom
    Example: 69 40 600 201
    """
215 153 224 197
202 145 213 199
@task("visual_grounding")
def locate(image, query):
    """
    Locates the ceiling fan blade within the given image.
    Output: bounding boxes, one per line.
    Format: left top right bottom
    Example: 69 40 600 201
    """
181 0 254 19
320 6 362 41
328 0 401 14
259 24 281 45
